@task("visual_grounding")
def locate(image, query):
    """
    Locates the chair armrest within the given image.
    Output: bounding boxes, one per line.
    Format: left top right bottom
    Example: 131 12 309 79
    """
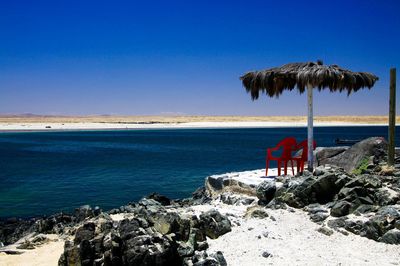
268 146 281 152
267 146 281 157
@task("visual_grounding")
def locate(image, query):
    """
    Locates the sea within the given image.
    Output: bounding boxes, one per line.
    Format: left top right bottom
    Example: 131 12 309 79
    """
0 126 398 218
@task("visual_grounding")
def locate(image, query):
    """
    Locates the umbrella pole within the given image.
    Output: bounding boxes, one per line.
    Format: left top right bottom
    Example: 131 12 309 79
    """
307 85 314 172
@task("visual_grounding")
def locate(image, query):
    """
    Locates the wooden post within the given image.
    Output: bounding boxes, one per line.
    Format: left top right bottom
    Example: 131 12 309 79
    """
388 68 396 166
307 85 314 171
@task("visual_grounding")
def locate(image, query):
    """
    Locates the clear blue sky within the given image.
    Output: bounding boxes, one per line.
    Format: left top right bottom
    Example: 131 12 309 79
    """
0 0 399 116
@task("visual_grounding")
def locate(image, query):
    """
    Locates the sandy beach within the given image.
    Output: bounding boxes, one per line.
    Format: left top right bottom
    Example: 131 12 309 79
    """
0 115 396 131
195 200 400 266
0 234 64 266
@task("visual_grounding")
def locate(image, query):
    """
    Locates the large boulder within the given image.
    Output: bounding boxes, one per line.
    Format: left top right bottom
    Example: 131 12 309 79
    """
323 137 387 172
74 205 95 222
277 167 351 208
372 206 400 234
205 174 258 197
256 180 276 205
330 200 352 217
146 193 171 206
74 222 96 245
122 234 180 265
315 146 349 166
199 210 231 239
345 175 382 189
378 229 400 244
0 218 36 246
191 187 212 205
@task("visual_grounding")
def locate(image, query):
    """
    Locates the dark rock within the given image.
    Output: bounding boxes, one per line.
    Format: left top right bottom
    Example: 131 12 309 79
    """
309 212 329 223
220 193 254 206
177 241 195 257
35 213 73 234
312 173 343 203
147 193 171 206
396 220 400 230
193 258 220 266
315 146 349 166
220 194 239 205
341 206 400 241
327 218 347 230
313 166 326 176
344 219 365 235
0 218 36 245
197 241 209 251
199 210 231 239
262 251 272 258
90 234 104 259
335 186 373 211
0 250 24 255
79 239 94 266
323 137 388 172
192 187 212 205
118 219 141 240
330 201 352 217
206 175 224 191
74 222 96 245
122 234 180 265
93 206 102 216
210 251 227 266
245 206 269 219
378 229 400 244
256 180 276 205
317 227 334 236
303 204 328 214
345 175 382 189
74 205 95 222
31 234 49 244
374 188 400 206
354 204 379 214
278 168 350 208
16 240 35 249
59 240 81 266
138 198 162 208
151 212 191 241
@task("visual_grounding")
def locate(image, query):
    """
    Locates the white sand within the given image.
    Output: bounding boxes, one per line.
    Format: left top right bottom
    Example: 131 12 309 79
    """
0 121 384 131
186 201 400 266
0 234 64 266
208 168 299 186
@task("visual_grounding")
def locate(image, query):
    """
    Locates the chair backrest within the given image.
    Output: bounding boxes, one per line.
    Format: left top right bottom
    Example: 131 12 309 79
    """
276 137 297 159
296 139 317 160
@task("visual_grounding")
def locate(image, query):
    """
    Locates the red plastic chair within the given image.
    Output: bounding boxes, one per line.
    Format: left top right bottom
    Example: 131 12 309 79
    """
293 140 317 173
266 137 297 176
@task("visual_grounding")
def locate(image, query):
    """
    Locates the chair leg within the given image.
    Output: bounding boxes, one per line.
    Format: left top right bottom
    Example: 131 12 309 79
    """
284 161 288 175
291 160 295 175
277 161 281 176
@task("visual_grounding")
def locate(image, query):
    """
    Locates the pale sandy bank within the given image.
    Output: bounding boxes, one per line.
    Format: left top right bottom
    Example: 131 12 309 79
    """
0 234 64 266
187 200 400 266
0 121 388 132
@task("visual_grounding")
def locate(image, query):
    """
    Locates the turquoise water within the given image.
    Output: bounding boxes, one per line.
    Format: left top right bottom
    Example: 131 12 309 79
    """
0 126 398 218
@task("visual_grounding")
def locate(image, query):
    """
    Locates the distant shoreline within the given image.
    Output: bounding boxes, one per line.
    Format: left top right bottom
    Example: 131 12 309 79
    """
0 121 395 132
0 115 397 132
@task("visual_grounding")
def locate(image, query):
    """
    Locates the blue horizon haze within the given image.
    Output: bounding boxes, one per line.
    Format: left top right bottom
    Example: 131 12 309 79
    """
0 0 399 116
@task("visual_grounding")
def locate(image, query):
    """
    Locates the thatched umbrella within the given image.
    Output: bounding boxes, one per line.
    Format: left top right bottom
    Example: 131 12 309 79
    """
240 60 378 171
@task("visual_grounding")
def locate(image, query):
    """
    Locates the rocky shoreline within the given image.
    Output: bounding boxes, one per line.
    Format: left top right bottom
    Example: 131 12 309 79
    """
1 137 400 265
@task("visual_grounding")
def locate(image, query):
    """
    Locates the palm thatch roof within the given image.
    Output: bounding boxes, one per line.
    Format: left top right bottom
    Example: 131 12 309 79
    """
240 60 379 99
